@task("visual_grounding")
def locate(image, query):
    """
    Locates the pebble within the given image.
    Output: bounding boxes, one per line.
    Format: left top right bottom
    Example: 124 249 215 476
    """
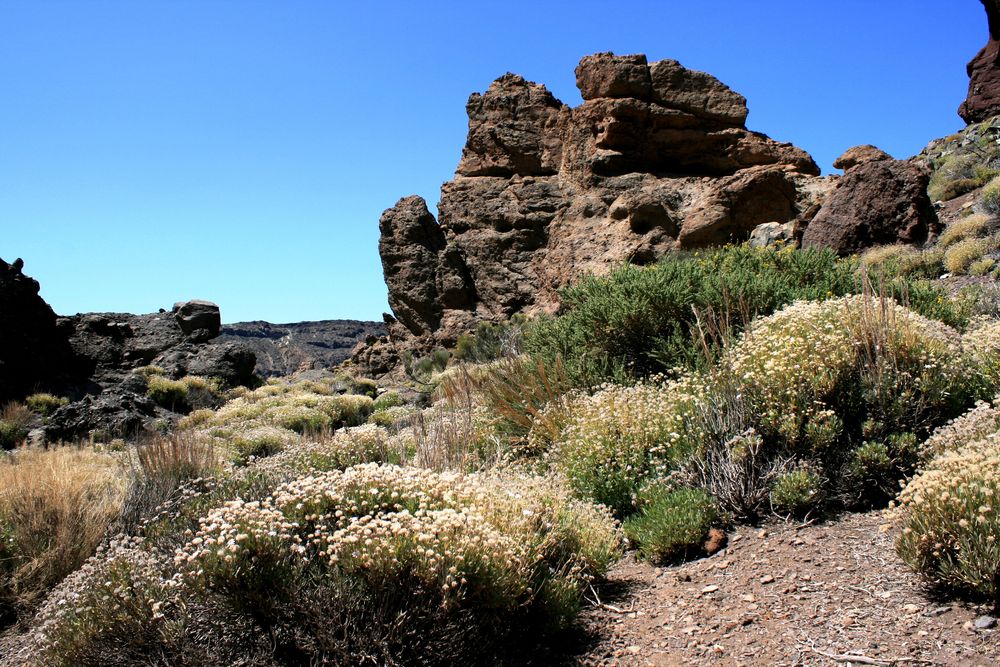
902 604 922 615
974 615 996 629
760 575 775 584
702 584 720 594
925 606 952 617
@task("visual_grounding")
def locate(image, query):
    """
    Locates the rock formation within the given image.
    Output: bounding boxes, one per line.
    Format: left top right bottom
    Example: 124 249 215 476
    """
960 0 1000 124
375 52 826 354
801 147 939 255
219 319 386 377
0 258 82 404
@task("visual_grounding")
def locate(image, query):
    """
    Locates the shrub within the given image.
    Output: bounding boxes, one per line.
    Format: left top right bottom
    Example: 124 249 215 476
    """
146 376 189 411
897 435 1000 601
860 245 943 279
0 403 31 450
546 379 706 514
367 405 416 429
981 174 1000 215
524 245 950 387
453 319 524 363
969 257 996 276
943 238 990 275
840 436 916 509
0 447 127 622
230 426 297 464
351 377 378 398
124 464 620 664
928 155 981 202
372 391 405 411
624 487 717 563
254 424 397 475
25 393 68 416
939 213 993 248
921 398 1000 461
770 465 824 518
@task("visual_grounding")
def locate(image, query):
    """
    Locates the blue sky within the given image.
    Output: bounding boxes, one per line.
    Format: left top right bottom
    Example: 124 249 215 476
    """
0 1 986 323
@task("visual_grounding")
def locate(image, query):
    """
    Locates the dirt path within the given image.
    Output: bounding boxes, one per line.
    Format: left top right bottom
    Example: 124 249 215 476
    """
572 512 999 666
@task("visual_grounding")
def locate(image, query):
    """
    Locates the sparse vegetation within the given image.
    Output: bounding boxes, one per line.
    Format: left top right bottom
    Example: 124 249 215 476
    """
25 393 68 416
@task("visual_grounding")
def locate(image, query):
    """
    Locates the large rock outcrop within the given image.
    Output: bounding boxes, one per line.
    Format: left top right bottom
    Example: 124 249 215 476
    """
801 148 939 255
375 53 826 354
960 0 1000 123
0 258 82 404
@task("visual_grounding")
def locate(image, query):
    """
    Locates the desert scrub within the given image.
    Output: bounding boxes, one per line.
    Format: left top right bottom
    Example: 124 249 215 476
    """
0 446 127 622
252 424 398 475
859 245 943 279
939 213 994 248
229 425 298 464
367 404 416 429
146 375 220 412
921 398 1000 461
25 393 68 416
943 237 993 275
769 464 824 518
725 295 969 451
624 487 717 563
961 319 1000 394
544 379 707 514
167 464 620 661
981 174 1000 215
896 435 1000 601
372 390 405 411
0 403 30 450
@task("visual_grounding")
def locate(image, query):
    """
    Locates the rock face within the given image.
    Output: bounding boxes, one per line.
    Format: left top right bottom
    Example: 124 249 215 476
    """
801 151 939 255
219 319 386 377
960 0 1000 124
0 258 82 404
374 53 825 355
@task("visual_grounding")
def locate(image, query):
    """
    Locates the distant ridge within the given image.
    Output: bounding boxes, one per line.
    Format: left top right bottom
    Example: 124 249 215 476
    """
220 319 385 377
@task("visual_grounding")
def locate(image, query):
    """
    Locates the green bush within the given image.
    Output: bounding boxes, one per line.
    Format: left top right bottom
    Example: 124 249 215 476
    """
25 393 68 416
523 245 958 387
769 465 824 518
146 376 189 411
454 318 524 363
372 391 405 411
840 435 917 509
624 487 717 563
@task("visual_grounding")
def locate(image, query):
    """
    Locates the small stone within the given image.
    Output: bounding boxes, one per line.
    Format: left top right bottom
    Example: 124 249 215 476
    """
902 604 922 615
701 585 720 594
757 529 768 539
974 615 996 629
760 575 775 585
740 594 756 603
925 606 952 617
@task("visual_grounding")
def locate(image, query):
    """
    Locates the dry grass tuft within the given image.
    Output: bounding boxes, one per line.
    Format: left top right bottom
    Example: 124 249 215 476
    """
0 446 127 622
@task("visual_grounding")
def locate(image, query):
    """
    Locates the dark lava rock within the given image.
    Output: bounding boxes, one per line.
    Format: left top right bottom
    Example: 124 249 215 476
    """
801 158 939 255
44 389 158 442
219 319 386 377
172 299 221 342
959 0 1000 124
0 258 83 403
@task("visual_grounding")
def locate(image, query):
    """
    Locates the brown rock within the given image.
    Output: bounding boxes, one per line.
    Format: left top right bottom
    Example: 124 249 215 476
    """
373 53 827 360
457 73 566 177
575 52 651 101
649 59 748 127
704 528 728 555
801 159 939 255
959 0 1000 124
832 144 891 171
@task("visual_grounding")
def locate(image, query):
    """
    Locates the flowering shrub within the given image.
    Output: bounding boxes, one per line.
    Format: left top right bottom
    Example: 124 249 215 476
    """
253 424 397 475
897 435 1000 601
543 379 706 514
921 397 1000 460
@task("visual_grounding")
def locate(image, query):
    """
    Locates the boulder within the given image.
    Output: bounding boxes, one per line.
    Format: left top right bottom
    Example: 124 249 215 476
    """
575 52 652 101
801 158 939 255
832 144 891 171
648 59 748 127
172 299 221 341
749 221 797 248
959 0 1000 124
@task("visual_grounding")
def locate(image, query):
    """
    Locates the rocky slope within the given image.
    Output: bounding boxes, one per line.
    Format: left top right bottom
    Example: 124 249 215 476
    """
219 319 385 377
0 257 259 442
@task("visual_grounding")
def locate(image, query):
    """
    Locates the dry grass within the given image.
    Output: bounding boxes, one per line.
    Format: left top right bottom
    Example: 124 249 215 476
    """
938 213 994 248
118 433 223 533
0 446 127 622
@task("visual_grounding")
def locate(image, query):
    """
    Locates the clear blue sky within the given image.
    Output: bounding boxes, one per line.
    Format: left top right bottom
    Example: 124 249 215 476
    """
0 1 985 323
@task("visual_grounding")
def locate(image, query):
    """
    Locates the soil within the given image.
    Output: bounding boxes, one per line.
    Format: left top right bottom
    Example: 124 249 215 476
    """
569 512 999 666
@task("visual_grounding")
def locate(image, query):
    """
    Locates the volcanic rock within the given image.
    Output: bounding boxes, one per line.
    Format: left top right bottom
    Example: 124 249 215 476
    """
173 299 221 342
959 0 1000 123
371 52 826 358
801 158 939 255
832 144 891 171
219 319 386 377
0 257 83 403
